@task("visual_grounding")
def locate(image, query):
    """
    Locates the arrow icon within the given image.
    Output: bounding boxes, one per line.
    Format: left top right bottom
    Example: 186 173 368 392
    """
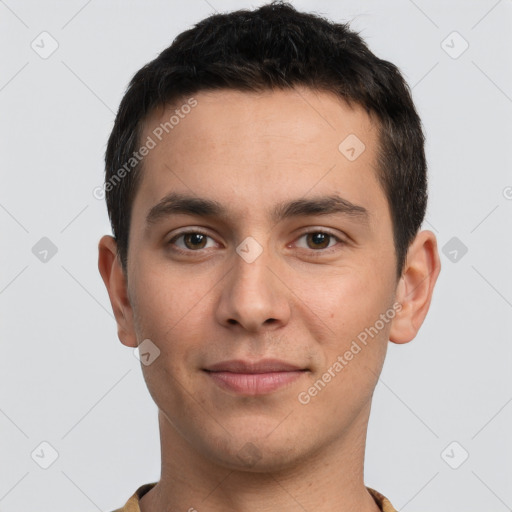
441 440 469 469
442 236 467 263
441 31 469 60
32 237 58 262
236 236 263 263
31 31 59 60
135 339 161 365
31 441 59 468
338 134 365 161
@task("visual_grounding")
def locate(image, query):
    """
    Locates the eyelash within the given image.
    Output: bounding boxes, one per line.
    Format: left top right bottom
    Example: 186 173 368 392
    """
167 229 346 256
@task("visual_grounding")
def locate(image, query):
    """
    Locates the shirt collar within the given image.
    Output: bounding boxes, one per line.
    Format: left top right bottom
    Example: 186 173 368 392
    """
114 482 397 512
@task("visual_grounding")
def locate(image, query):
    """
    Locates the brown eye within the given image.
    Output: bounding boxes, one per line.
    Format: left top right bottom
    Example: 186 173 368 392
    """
183 233 207 250
305 232 331 250
292 230 345 255
169 231 215 252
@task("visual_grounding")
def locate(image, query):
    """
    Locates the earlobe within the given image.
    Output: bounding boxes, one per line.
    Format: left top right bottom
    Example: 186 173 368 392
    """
97 235 138 348
389 230 441 344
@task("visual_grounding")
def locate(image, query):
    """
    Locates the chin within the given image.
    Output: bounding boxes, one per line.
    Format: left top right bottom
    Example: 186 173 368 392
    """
199 428 311 473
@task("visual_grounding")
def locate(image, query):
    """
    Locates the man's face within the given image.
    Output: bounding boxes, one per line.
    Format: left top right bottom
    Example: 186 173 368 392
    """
125 87 399 470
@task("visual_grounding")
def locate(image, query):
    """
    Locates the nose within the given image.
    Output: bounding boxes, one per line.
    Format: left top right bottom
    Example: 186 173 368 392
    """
215 242 291 333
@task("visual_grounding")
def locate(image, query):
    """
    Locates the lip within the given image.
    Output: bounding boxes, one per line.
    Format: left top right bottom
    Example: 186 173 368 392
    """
205 359 304 373
204 359 308 395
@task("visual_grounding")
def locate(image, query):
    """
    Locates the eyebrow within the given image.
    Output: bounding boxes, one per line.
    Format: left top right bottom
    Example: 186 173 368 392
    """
145 192 369 228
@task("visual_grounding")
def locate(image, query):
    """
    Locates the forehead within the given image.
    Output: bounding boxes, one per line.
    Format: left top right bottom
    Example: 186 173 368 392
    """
143 87 377 158
133 87 385 224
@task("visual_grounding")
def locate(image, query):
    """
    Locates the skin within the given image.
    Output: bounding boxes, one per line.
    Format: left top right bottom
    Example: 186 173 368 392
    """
98 87 440 512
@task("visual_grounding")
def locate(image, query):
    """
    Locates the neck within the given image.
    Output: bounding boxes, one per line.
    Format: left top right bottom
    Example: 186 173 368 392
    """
140 404 381 512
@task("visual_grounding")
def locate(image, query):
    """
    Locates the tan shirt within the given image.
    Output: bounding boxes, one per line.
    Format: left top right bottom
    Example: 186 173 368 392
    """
111 482 398 512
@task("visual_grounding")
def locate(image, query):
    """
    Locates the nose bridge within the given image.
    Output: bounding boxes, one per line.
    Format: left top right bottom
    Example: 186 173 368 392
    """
216 235 290 331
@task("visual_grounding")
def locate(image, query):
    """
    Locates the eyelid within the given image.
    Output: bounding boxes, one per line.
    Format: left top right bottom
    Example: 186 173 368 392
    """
168 227 214 239
294 227 346 240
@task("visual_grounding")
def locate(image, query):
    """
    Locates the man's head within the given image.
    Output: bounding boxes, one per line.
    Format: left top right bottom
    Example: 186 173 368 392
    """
98 2 440 476
103 1 427 278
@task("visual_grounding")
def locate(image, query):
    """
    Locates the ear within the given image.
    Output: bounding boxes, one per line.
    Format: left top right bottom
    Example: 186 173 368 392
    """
97 235 138 348
389 230 441 344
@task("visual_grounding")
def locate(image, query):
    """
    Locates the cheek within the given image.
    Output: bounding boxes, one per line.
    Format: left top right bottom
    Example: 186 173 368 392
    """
312 270 391 341
131 271 210 408
298 274 391 416
130 267 209 357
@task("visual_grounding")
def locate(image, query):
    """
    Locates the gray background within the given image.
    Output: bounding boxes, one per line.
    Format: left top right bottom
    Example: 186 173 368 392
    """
1 0 511 510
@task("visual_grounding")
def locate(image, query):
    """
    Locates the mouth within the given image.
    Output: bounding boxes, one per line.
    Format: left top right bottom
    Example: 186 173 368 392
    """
203 359 309 395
